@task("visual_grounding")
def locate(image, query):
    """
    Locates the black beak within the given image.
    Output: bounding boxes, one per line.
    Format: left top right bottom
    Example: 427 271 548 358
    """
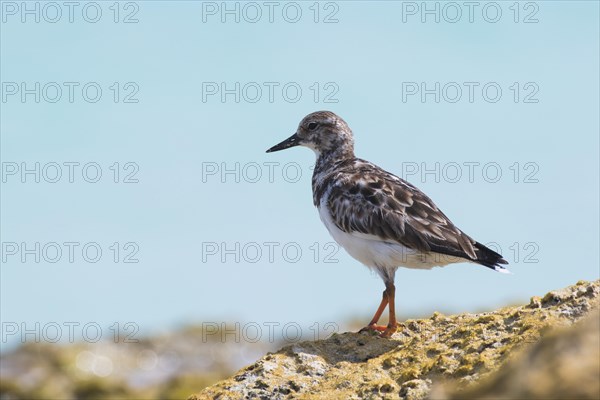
266 133 301 153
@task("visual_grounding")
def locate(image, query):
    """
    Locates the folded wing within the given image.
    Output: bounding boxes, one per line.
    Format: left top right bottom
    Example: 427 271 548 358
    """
325 162 507 269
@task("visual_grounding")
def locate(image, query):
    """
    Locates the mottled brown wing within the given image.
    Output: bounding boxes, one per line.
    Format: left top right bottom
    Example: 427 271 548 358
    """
326 169 478 261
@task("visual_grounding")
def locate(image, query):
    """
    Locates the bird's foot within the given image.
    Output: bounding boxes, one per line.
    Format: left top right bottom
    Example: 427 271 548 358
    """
380 324 398 338
359 323 387 334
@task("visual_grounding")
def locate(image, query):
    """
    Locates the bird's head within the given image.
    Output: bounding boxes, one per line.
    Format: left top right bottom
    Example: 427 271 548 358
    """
266 111 354 159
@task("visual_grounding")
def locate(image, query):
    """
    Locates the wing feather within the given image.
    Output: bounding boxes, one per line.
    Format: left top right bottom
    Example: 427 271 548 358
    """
324 162 479 262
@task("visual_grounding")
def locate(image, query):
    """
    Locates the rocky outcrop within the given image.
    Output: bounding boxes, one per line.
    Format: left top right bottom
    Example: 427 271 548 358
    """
439 308 599 400
190 280 599 400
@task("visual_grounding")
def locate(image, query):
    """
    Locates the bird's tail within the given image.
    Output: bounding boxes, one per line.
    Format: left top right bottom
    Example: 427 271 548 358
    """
473 242 510 273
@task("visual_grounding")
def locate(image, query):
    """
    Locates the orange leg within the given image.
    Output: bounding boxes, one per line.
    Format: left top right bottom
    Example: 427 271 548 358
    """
359 289 389 333
380 282 398 338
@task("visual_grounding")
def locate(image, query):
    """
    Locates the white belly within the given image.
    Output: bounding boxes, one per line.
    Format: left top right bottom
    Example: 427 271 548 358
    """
317 201 460 279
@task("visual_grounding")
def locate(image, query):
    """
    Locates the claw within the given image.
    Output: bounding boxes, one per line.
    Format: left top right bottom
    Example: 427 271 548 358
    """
359 323 387 333
379 325 397 338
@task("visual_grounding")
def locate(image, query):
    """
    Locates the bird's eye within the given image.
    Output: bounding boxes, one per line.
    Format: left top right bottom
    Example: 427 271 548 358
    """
307 122 318 131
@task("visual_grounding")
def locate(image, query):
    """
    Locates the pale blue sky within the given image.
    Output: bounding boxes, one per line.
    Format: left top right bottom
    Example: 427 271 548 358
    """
1 1 599 349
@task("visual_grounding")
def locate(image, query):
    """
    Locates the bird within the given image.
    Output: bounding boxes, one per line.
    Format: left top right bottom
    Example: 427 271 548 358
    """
266 111 508 338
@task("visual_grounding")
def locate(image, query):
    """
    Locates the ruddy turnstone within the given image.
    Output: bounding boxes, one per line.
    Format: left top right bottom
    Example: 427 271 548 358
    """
266 111 508 338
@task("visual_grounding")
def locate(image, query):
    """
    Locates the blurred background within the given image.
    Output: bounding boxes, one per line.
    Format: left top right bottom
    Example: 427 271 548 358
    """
1 1 598 398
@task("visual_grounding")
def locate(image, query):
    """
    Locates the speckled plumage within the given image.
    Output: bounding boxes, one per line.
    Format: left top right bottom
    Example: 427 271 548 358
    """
267 111 508 337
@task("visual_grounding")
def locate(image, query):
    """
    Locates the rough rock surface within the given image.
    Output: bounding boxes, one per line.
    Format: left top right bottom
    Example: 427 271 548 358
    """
439 308 599 400
190 280 599 400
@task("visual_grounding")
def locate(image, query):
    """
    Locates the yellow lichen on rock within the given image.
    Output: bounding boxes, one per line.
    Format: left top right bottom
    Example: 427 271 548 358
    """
189 280 600 400
436 308 600 400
